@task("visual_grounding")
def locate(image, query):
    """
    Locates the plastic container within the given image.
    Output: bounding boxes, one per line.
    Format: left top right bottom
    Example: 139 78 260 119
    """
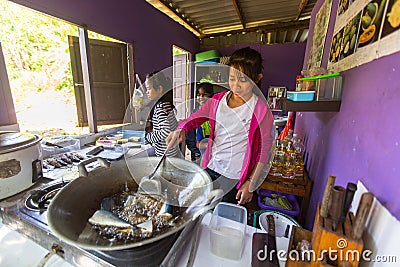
258 210 300 238
287 91 315 102
295 75 304 91
299 73 342 101
257 189 300 218
209 202 247 261
315 75 342 101
116 130 146 144
41 137 80 158
195 59 219 64
195 50 220 63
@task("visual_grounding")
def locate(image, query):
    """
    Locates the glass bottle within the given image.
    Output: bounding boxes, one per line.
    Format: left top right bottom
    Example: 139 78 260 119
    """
293 137 305 177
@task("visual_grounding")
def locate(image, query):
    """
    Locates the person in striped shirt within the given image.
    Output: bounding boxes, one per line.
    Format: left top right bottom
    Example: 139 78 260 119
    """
144 71 179 157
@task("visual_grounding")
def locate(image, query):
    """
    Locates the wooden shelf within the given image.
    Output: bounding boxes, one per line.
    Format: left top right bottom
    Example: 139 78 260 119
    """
244 172 312 227
281 98 341 112
258 172 313 227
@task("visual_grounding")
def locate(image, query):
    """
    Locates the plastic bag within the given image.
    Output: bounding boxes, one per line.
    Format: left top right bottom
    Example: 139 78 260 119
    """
132 74 149 109
278 112 295 140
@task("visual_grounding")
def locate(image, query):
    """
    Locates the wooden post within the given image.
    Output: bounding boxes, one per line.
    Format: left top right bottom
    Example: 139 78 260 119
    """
78 27 97 133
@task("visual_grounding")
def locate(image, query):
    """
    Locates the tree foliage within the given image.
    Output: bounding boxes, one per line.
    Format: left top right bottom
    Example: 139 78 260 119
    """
0 0 119 94
0 0 121 135
0 0 78 97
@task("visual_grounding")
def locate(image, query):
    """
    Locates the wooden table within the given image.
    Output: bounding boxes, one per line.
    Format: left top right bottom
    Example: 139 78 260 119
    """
245 172 312 227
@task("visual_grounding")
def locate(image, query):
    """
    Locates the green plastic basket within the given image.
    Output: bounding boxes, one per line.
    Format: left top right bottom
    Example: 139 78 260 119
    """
195 50 220 62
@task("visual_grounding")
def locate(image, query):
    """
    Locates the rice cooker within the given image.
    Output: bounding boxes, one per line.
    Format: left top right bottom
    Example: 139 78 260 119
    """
0 131 43 199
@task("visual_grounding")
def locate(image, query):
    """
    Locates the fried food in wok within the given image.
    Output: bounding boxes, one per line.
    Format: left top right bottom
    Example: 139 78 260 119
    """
88 191 182 242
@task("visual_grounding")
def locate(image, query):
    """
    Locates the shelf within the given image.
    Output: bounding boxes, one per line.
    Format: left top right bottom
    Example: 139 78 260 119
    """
196 82 228 86
259 172 313 226
281 98 341 112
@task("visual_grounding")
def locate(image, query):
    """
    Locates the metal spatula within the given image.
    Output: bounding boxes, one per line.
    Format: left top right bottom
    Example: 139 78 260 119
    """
138 150 168 195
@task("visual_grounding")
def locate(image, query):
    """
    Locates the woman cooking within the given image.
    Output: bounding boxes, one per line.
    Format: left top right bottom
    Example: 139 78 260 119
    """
144 71 179 157
166 47 275 205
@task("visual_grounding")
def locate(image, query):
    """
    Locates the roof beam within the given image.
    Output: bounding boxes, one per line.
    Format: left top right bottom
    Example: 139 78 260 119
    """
296 0 310 20
286 29 300 43
232 0 245 29
202 19 310 38
155 0 201 36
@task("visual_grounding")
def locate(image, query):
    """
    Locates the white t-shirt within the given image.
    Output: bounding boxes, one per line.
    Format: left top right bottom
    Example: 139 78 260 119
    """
207 92 257 179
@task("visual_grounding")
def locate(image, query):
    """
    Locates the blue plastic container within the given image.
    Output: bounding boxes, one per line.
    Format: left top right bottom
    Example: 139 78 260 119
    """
195 59 219 64
257 189 300 218
287 91 315 101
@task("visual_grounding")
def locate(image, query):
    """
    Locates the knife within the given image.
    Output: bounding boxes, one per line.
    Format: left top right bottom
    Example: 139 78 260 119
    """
320 175 336 218
341 182 357 223
266 215 279 266
328 185 346 231
352 192 374 239
86 145 104 156
42 141 64 148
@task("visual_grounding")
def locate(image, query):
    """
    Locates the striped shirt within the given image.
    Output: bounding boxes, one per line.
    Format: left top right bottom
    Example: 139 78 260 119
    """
145 101 179 157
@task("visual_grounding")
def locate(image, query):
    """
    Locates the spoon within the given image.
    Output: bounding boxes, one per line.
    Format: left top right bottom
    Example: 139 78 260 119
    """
138 149 168 195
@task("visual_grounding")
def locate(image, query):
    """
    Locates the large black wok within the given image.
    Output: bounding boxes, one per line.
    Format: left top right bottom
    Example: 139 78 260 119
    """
47 156 221 251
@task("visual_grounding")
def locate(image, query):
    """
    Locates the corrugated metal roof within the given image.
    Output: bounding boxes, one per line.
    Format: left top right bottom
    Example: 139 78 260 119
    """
146 0 317 46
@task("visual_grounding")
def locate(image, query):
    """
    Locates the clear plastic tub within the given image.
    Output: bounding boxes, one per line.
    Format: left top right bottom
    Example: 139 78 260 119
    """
209 202 247 261
315 75 342 101
41 137 80 158
299 73 342 101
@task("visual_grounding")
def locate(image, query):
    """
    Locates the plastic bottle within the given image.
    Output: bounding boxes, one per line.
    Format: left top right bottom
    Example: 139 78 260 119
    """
217 72 222 83
282 141 296 179
296 75 304 91
284 129 294 143
293 136 305 177
269 140 283 177
132 74 145 108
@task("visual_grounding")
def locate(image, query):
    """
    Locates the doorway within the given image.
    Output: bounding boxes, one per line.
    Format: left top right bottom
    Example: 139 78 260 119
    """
172 45 190 121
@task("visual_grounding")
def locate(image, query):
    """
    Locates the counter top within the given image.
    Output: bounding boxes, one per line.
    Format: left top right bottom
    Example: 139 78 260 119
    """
0 219 72 267
42 143 152 180
1 145 291 266
176 213 289 267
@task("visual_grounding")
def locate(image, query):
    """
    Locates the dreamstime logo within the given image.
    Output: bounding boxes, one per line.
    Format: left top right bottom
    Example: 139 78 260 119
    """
256 238 398 263
336 238 347 249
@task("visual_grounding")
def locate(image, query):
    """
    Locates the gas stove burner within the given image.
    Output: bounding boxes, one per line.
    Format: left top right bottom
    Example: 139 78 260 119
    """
25 181 69 212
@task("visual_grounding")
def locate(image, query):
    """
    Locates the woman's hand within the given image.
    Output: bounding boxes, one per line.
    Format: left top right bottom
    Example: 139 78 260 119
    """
236 180 253 205
166 129 186 148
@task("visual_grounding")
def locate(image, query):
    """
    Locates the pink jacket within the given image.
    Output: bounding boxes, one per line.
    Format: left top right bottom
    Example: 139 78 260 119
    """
178 91 274 189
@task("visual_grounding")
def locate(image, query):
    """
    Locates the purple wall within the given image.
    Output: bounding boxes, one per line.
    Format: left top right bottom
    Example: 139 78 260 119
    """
213 43 306 95
298 0 400 229
9 0 200 79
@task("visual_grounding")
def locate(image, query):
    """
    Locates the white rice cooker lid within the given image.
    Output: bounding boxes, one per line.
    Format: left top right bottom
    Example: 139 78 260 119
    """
0 131 41 154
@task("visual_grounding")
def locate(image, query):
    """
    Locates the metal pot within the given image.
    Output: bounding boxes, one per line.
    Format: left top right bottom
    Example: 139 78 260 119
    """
47 157 221 251
0 131 42 199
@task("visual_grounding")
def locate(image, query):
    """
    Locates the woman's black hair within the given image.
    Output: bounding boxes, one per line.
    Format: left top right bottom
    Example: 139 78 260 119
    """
145 71 175 132
228 47 263 88
146 70 174 106
196 82 214 97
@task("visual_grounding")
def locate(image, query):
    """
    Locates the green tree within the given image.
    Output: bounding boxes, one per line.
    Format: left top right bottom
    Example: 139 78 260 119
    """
0 0 122 134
